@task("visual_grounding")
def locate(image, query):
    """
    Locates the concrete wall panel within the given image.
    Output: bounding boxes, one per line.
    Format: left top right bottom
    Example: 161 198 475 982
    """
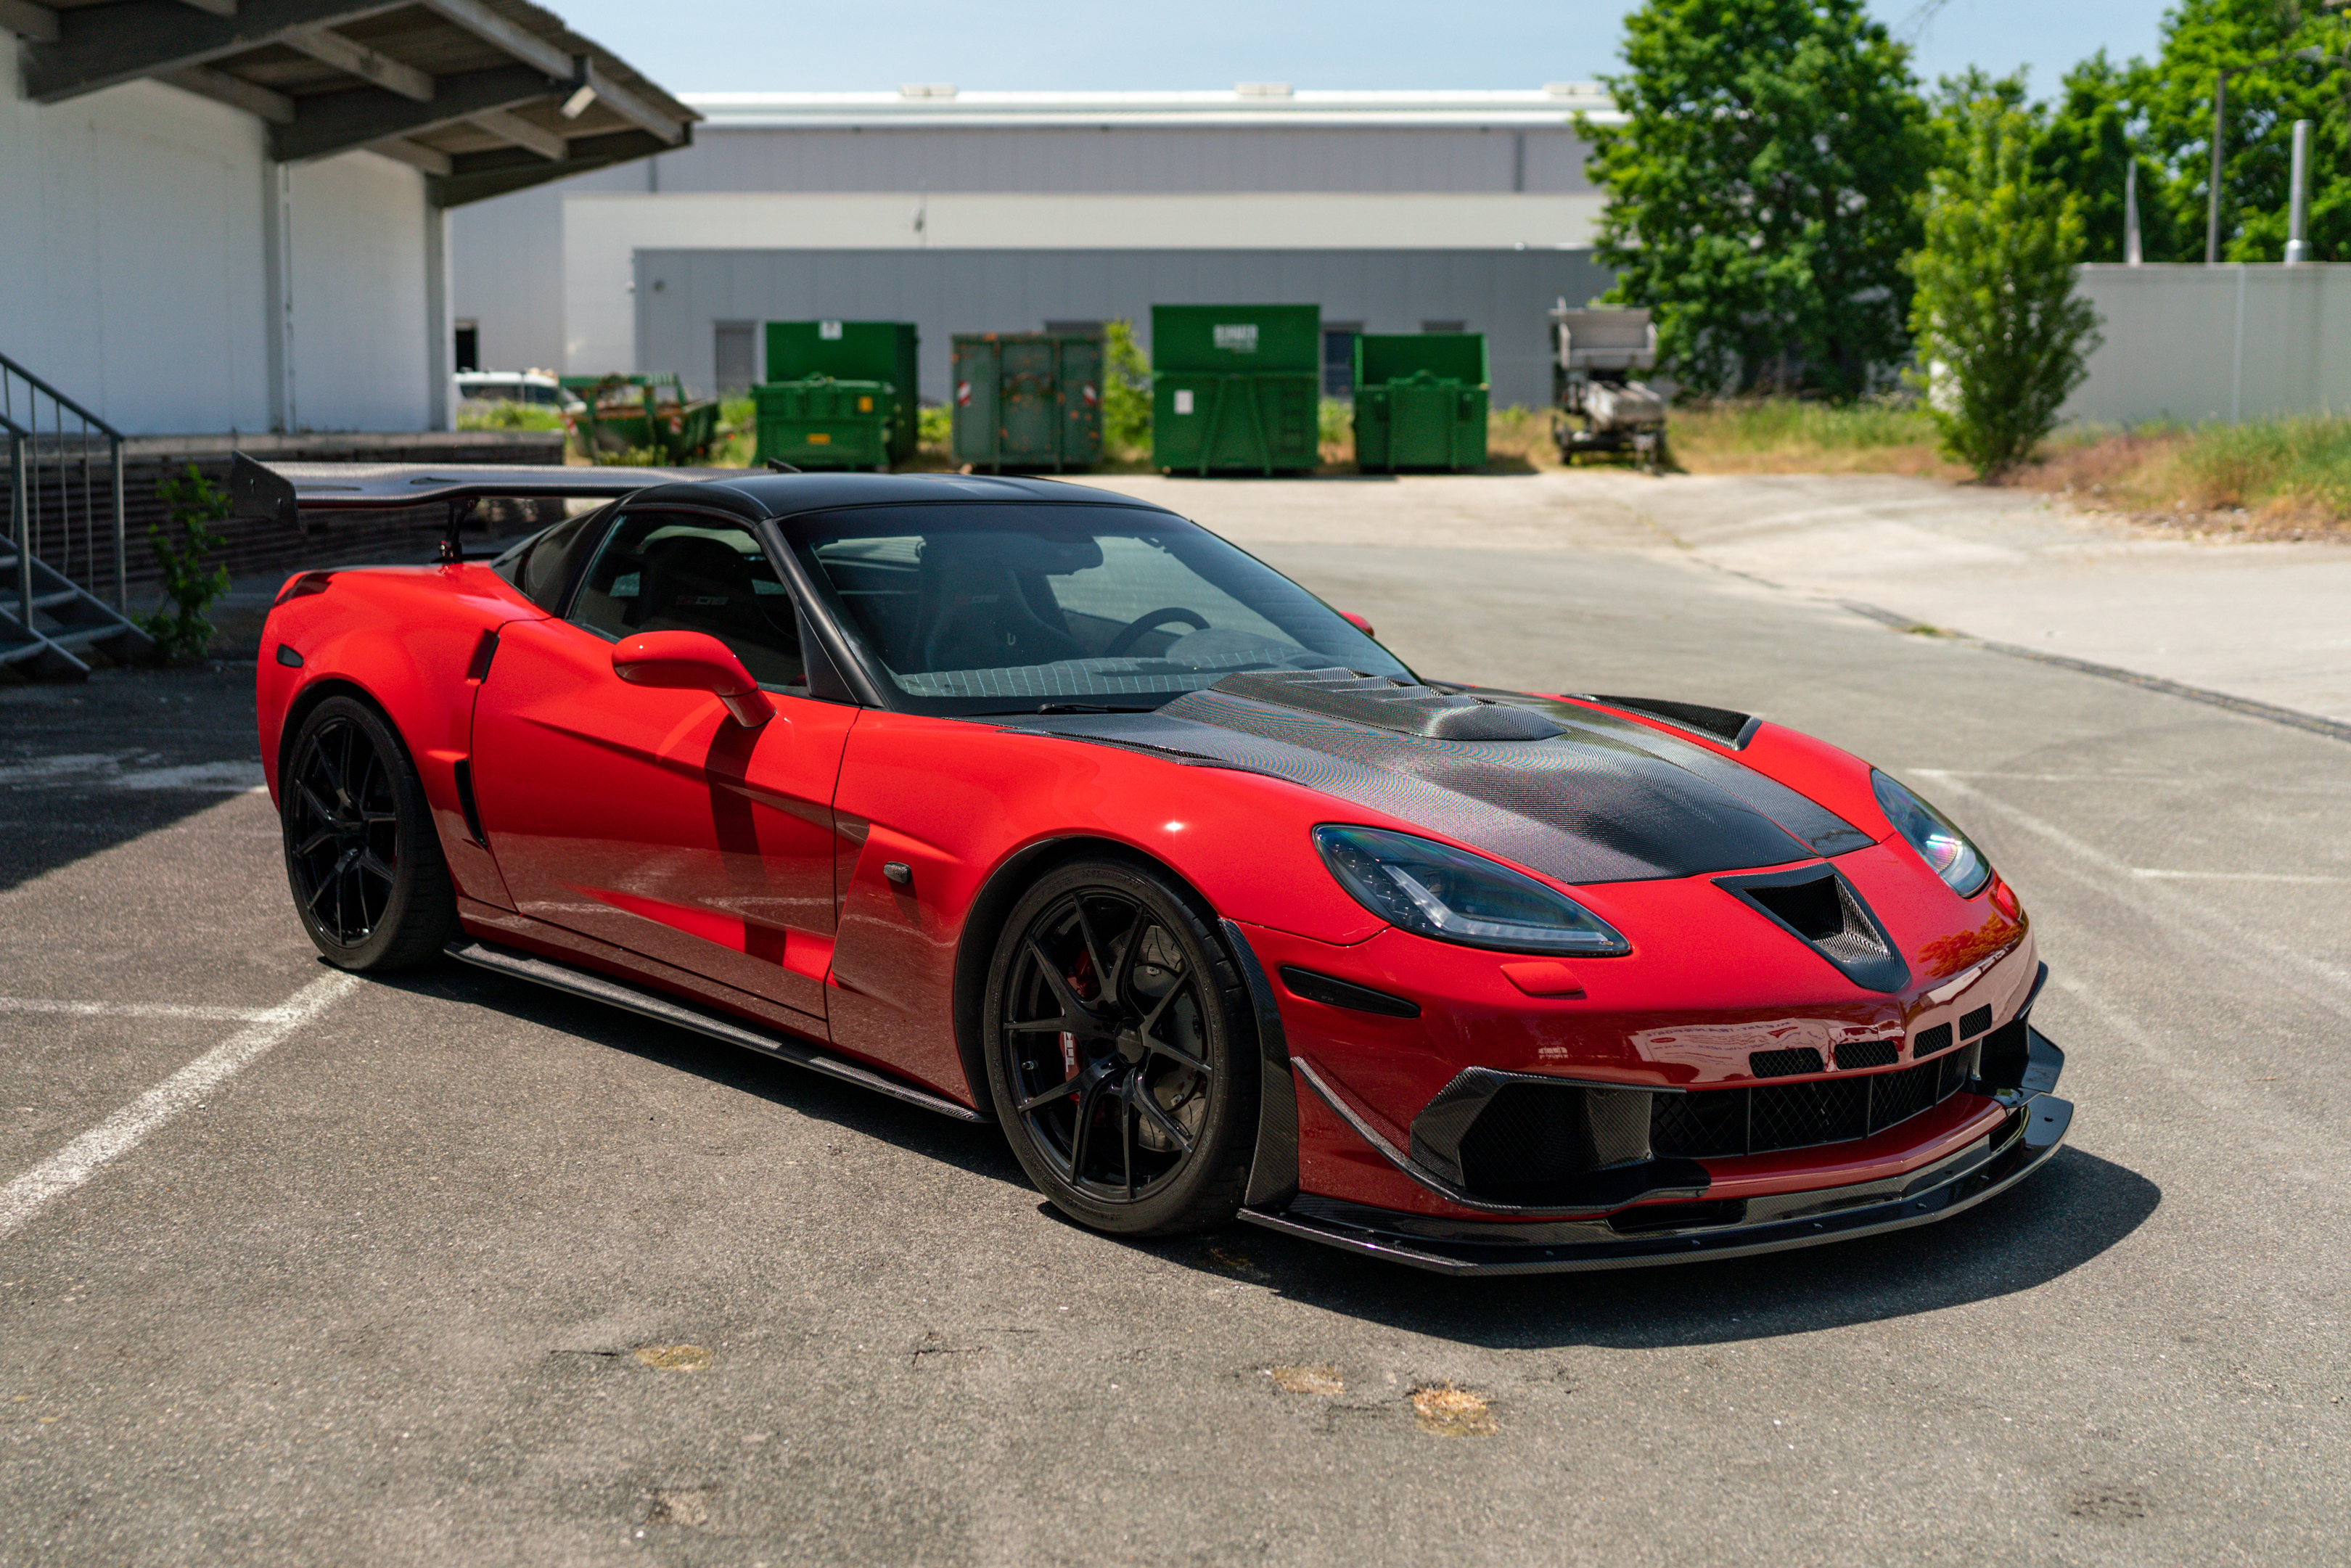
633 247 1612 409
2069 263 2351 426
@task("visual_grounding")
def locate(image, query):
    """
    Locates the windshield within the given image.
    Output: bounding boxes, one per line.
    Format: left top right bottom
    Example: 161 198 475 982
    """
781 502 1410 715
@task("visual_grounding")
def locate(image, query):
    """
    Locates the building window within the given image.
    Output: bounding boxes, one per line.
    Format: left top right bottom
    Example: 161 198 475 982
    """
1421 321 1466 334
1322 324 1362 398
1043 320 1104 335
454 321 480 373
714 321 757 396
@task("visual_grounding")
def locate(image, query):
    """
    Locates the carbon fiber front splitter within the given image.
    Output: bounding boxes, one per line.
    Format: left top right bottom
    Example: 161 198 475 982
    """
1239 1040 2072 1276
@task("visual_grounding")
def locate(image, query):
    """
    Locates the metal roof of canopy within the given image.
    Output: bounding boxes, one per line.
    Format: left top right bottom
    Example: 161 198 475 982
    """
686 85 1622 132
2 0 698 206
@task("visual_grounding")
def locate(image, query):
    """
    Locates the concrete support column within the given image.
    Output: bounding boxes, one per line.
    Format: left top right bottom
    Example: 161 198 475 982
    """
424 194 452 430
263 161 296 433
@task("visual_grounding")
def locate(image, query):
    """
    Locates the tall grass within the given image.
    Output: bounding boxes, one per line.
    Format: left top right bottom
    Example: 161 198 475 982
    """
1673 398 1938 455
2168 414 2351 517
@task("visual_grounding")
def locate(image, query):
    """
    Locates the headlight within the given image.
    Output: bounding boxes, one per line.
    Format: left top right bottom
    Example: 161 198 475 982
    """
1871 771 1991 898
1312 825 1630 956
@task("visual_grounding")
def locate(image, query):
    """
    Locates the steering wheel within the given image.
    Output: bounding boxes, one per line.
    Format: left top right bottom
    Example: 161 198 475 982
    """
1102 606 1211 657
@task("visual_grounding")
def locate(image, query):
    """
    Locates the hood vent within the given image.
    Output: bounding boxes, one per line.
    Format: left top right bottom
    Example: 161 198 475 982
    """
1205 668 1566 742
1583 694 1760 749
1716 865 1911 993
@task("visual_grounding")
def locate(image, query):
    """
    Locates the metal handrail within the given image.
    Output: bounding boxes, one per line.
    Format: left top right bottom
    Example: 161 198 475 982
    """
0 351 127 612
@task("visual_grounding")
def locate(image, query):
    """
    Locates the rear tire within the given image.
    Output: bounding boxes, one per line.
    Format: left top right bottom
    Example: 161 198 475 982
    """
281 695 457 972
983 858 1258 1236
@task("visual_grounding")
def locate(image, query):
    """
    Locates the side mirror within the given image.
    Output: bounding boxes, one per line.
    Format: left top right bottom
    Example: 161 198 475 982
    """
1339 611 1376 638
611 631 775 727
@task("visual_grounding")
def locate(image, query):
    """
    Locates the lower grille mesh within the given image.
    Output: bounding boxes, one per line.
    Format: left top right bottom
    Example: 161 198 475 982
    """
1650 1043 1980 1159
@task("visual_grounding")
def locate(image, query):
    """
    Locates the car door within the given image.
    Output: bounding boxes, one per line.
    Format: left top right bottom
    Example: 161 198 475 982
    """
469 504 856 1022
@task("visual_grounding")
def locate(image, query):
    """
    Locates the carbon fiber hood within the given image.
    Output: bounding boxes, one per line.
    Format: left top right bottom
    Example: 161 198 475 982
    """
1000 672 1874 885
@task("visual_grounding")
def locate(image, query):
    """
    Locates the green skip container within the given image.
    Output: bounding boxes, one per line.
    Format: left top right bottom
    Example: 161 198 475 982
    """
752 378 893 470
951 332 1104 472
1351 334 1489 471
760 321 921 469
1150 304 1320 475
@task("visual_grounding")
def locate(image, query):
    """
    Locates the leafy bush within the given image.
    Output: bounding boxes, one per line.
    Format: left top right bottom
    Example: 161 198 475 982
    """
143 464 231 663
455 400 565 432
1907 96 2101 477
1101 320 1153 457
918 403 953 453
1317 398 1353 456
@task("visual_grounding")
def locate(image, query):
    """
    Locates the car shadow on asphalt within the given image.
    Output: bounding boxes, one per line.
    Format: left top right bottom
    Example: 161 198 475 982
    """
1144 1144 2161 1346
377 962 1026 1185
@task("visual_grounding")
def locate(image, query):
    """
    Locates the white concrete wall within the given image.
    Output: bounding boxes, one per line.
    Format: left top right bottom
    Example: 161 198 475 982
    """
0 33 437 435
287 152 432 431
2068 263 2351 426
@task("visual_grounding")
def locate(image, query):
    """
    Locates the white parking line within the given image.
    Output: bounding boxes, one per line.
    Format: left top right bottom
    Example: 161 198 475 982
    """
0 998 283 1022
0 972 358 1242
2130 869 2351 884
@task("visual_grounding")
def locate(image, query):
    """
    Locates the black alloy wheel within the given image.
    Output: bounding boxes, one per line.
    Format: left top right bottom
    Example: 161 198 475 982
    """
984 858 1259 1236
281 695 456 971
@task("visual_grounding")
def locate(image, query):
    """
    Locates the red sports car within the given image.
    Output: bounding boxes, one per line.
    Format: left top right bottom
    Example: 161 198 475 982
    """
239 459 2071 1273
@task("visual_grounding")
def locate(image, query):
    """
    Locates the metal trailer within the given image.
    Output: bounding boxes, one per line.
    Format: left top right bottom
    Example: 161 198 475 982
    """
559 373 721 465
950 332 1104 472
762 321 922 468
752 378 895 470
1351 333 1489 471
1550 305 1669 472
1150 304 1321 475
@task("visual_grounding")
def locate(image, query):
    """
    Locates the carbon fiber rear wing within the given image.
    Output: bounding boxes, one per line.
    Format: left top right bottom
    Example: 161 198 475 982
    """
227 452 741 562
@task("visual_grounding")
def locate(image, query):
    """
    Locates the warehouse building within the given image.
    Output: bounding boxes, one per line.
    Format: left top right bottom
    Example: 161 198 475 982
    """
451 86 1619 410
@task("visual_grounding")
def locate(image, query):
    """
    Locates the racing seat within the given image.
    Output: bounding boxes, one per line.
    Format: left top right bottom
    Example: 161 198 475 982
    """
912 535 1084 673
634 533 803 687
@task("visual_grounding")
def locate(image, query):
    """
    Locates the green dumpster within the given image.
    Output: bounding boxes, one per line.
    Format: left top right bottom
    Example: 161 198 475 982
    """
560 373 721 464
1350 334 1489 471
1149 305 1320 475
761 321 920 468
753 377 894 470
951 332 1104 472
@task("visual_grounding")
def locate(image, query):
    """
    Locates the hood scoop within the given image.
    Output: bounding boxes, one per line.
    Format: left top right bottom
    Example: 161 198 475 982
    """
1197 668 1566 742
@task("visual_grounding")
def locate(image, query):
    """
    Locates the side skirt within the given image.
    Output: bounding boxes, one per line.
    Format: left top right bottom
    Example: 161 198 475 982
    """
447 937 988 1124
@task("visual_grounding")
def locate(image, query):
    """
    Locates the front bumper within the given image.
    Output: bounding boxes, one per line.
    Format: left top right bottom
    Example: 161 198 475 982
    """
1240 1029 2071 1276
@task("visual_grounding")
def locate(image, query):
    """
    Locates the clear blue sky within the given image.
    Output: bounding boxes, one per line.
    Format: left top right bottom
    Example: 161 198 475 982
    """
559 1 2170 97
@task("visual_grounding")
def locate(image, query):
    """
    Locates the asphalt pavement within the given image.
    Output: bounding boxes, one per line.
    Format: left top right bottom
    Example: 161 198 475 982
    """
3 473 2347 1567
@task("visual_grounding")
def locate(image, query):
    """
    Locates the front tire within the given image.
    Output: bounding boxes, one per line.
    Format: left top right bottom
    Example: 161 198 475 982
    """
281 695 456 972
983 858 1259 1236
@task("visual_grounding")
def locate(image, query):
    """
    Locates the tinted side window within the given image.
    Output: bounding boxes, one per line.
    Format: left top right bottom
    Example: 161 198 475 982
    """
572 510 805 689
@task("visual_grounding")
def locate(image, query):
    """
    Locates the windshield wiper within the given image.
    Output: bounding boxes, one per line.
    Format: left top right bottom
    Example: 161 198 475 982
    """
1031 702 1160 715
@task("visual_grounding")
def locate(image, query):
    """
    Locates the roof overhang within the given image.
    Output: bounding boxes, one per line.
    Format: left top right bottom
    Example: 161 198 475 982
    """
684 86 1622 133
6 0 697 205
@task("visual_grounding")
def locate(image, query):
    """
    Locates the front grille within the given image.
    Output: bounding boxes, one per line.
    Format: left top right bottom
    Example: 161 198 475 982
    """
1650 1042 1980 1159
1961 1004 1993 1038
1913 1022 1955 1057
1750 1047 1824 1078
1835 1038 1900 1070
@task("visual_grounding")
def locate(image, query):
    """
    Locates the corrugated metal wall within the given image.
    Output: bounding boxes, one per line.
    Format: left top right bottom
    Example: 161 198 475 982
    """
2067 263 2351 425
646 126 1595 194
634 247 1612 409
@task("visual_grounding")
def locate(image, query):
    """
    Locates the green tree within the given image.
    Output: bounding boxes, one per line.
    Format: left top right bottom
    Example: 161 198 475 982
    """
2133 0 2351 262
1585 0 1934 401
1907 98 2102 477
143 464 231 663
2037 52 2186 263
